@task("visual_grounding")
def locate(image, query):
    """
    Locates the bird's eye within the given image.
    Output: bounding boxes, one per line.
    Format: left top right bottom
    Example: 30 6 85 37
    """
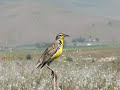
59 35 61 36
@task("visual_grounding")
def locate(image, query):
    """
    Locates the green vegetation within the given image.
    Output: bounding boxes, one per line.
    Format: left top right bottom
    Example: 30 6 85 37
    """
16 42 51 49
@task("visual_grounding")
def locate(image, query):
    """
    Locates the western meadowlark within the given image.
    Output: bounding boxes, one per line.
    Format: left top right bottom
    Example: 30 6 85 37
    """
32 33 69 72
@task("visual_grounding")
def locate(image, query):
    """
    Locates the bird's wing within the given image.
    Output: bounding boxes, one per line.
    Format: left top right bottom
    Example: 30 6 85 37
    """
41 41 59 63
34 41 59 69
31 41 59 73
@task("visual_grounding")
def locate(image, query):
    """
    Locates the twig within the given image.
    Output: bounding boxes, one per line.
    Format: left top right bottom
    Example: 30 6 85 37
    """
46 65 61 90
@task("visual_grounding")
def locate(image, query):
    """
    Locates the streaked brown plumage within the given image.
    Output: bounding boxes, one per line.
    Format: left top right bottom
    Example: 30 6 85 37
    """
32 33 69 73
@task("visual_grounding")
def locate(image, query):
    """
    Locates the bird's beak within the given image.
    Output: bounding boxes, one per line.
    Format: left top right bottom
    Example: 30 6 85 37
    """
64 34 70 37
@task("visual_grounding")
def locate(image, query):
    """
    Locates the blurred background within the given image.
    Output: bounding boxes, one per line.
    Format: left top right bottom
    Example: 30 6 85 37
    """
0 0 120 49
1 1 120 90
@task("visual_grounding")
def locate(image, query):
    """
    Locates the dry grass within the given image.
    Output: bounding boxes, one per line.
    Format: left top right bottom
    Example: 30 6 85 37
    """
0 47 120 90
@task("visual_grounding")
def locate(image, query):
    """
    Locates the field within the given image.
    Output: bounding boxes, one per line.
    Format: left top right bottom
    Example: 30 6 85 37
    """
0 47 120 90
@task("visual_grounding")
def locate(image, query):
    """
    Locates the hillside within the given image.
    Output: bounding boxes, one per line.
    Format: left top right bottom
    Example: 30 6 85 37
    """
0 1 120 46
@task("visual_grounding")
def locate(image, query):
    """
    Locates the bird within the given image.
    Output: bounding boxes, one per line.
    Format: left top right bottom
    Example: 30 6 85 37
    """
32 33 69 72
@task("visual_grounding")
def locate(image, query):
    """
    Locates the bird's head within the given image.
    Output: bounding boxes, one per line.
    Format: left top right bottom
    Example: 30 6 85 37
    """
56 33 69 40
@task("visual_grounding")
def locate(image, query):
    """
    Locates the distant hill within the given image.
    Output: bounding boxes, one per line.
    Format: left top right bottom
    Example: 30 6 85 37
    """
0 1 120 46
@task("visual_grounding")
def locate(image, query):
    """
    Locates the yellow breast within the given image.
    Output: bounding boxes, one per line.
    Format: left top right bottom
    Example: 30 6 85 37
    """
51 45 63 60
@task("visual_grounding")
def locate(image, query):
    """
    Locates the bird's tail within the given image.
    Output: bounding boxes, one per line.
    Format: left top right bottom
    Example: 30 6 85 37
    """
31 61 43 74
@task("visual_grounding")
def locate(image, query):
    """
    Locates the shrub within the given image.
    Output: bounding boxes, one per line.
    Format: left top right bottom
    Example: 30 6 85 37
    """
26 54 32 60
66 57 73 62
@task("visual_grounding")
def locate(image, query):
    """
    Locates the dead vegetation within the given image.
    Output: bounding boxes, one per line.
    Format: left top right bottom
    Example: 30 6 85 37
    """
0 47 120 90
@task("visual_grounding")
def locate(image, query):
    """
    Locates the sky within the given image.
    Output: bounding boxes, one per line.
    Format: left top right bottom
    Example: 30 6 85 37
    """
0 0 120 20
38 0 120 20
